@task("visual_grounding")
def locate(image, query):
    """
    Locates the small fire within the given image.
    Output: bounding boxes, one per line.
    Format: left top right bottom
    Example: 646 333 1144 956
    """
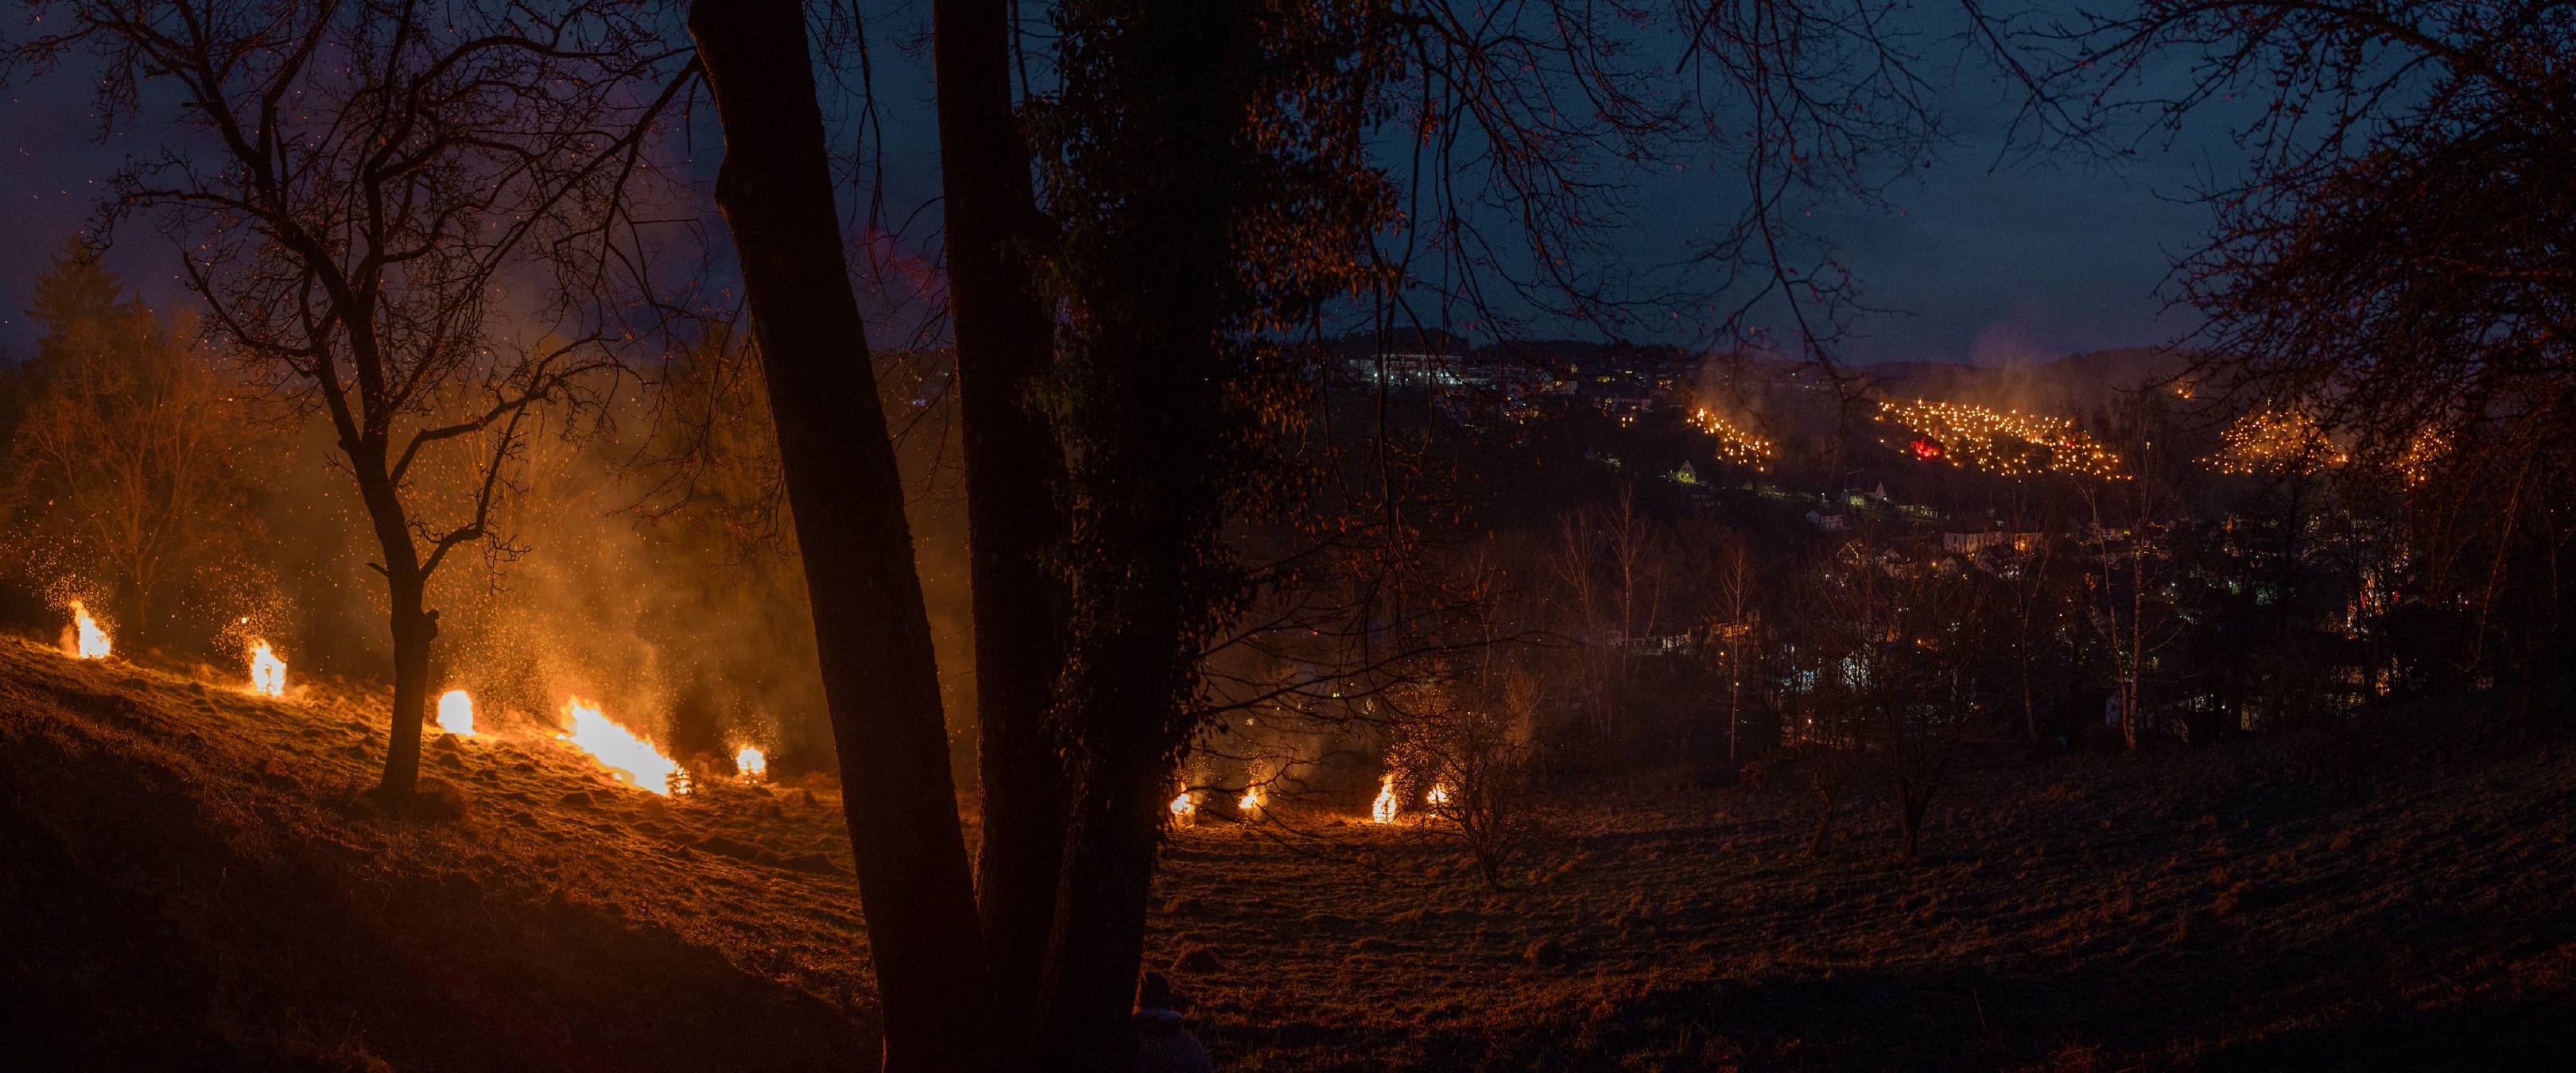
557 695 683 796
62 600 111 660
436 690 476 736
735 744 767 781
1426 782 1452 808
1169 788 1197 824
245 639 287 697
1238 785 1263 815
1371 773 1400 824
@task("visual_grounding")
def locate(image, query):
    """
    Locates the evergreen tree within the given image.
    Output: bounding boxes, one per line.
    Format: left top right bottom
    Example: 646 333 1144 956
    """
25 237 138 365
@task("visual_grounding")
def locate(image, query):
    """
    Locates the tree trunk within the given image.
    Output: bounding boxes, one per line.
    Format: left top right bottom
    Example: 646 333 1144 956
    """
933 0 1069 1050
374 564 436 796
1807 780 1841 856
1035 739 1170 1072
354 460 436 798
692 2 994 1067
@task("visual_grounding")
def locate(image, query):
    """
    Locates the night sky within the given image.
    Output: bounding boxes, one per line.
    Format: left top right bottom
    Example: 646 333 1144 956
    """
0 3 2247 367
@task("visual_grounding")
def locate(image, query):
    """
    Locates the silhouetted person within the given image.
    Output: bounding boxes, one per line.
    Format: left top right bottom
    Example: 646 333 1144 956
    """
1133 971 1213 1073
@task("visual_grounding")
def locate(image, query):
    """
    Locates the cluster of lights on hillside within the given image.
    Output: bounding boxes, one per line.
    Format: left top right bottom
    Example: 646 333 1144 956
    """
2209 407 2346 475
1875 399 2127 480
1686 406 1776 471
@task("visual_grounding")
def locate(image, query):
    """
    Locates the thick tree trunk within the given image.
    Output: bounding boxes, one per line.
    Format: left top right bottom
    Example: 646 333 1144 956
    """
932 0 1069 1050
1035 738 1170 1072
692 2 994 1068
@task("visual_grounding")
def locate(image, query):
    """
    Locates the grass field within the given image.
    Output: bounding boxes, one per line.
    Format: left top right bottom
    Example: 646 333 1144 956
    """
4 634 2570 1071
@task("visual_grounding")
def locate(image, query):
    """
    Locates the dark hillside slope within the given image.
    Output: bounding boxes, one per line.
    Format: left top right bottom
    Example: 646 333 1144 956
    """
5 633 2574 1071
0 637 875 1072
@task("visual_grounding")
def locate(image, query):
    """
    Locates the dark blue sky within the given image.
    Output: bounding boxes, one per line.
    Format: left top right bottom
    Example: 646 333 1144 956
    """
0 3 2243 367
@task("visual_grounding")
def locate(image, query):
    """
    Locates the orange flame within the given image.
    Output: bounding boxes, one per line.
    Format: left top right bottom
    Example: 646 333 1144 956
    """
1169 788 1197 824
1238 785 1263 815
557 696 682 796
1371 773 1400 824
1426 782 1452 808
246 639 286 697
62 600 111 660
735 744 767 781
436 690 476 736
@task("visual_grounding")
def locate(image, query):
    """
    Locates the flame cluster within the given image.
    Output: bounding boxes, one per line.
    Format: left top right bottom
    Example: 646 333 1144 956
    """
2210 407 2345 475
1686 407 1776 471
1876 400 2126 480
558 696 685 796
437 690 477 736
1370 773 1400 823
62 600 111 660
246 639 287 697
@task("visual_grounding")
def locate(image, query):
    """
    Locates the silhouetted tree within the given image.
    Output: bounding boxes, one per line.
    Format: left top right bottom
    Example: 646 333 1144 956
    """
11 1 695 796
689 1 993 1068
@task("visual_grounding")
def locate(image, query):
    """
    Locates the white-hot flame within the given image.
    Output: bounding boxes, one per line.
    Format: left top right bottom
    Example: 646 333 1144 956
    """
557 696 682 796
735 744 768 781
1239 785 1263 814
1371 773 1400 824
436 690 476 736
64 600 111 660
1426 782 1452 808
246 639 286 697
1169 789 1197 823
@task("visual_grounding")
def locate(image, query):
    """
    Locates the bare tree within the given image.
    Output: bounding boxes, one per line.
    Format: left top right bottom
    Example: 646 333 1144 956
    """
2036 0 2576 724
11 1 696 796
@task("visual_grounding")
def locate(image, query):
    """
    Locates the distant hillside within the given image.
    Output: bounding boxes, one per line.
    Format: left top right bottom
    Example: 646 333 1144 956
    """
1856 346 2190 415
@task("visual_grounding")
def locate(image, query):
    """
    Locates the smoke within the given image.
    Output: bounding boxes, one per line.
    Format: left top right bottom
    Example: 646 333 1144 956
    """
208 341 978 781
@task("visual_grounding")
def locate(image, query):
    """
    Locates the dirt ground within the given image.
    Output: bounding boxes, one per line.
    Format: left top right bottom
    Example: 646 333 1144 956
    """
3 634 2571 1071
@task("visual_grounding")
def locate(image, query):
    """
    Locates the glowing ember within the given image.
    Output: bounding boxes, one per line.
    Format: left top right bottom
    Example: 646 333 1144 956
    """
1169 788 1197 823
62 600 111 660
735 744 767 781
436 690 476 736
245 638 286 697
1371 773 1400 824
557 696 683 796
1426 782 1453 808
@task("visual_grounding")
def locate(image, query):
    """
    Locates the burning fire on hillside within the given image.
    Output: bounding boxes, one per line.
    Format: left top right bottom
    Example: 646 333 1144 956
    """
1876 399 2125 479
735 744 767 781
1371 773 1400 823
1686 406 1777 471
436 690 476 736
245 639 286 697
61 601 111 660
1170 788 1197 824
557 696 685 796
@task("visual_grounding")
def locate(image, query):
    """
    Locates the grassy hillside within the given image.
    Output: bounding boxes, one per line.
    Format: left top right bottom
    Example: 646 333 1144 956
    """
5 634 2572 1071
